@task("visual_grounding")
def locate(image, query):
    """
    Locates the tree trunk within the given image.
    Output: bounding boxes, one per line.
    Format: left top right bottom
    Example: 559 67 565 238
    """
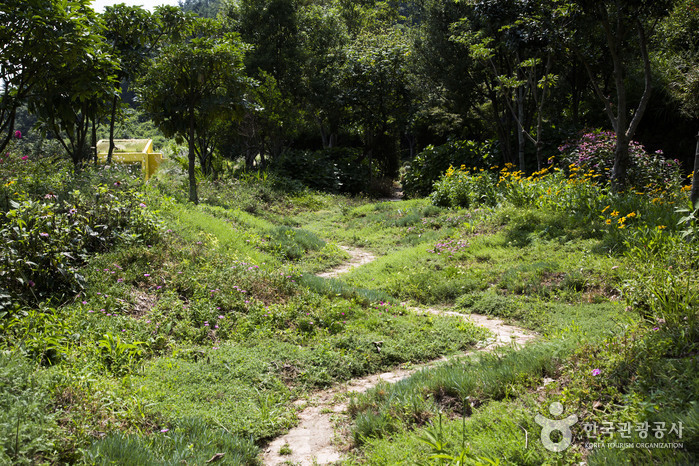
690 130 699 209
612 133 630 190
188 111 198 204
517 86 525 171
91 115 97 164
108 94 118 164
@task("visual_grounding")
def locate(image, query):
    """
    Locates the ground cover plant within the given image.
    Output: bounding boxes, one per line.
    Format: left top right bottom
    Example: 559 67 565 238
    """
0 153 494 464
337 148 698 464
3 0 699 463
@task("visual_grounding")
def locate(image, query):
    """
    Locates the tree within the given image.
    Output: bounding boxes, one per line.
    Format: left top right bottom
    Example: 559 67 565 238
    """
654 0 699 207
137 19 252 203
0 0 101 155
101 4 152 164
26 1 118 166
570 0 672 188
338 30 412 178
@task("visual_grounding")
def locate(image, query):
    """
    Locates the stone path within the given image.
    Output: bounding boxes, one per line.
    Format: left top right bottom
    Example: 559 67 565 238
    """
261 247 534 465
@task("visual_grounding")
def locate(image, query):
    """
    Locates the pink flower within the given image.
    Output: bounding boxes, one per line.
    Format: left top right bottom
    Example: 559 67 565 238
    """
591 369 601 376
21 155 28 161
14 130 21 139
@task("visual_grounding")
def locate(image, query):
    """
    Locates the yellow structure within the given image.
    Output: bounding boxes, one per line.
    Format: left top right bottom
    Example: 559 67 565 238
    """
96 139 164 180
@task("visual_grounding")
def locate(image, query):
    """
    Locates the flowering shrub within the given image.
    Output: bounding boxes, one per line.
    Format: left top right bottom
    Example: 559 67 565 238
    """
0 190 160 308
403 140 496 198
0 151 161 310
557 130 683 189
430 165 498 208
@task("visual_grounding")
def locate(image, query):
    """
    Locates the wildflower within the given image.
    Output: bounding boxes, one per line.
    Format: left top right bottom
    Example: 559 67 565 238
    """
610 210 619 217
21 155 28 161
160 429 169 433
14 130 21 139
144 273 150 277
28 280 35 287
591 369 601 376
40 232 49 237
605 219 612 225
657 225 666 230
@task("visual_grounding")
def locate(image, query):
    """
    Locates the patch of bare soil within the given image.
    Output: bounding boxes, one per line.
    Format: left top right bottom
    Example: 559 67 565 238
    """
261 248 535 465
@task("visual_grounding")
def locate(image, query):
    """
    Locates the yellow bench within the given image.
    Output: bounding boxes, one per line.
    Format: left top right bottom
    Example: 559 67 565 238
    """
96 139 164 180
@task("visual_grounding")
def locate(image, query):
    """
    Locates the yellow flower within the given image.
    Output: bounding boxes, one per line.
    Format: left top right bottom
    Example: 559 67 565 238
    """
618 217 626 224
626 211 636 218
602 205 610 213
610 210 619 217
681 185 691 192
657 225 666 230
605 219 612 225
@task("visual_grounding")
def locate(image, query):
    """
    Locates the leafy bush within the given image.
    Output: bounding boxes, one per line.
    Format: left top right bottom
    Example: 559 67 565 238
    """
429 165 499 208
557 130 683 189
272 147 370 194
403 140 495 198
0 183 160 309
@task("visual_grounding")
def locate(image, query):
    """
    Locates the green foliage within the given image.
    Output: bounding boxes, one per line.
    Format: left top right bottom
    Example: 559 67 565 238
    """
0 177 160 308
403 140 496 198
273 147 370 194
349 339 573 443
430 166 498 208
97 332 145 376
136 17 252 201
83 417 259 465
557 130 684 189
0 353 59 465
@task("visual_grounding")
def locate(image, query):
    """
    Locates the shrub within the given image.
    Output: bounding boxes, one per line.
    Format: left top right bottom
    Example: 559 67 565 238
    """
557 130 683 189
403 140 496 198
429 165 498 208
272 147 370 194
0 186 160 309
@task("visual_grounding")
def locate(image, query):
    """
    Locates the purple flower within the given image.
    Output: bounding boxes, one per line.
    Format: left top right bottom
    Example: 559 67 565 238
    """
160 428 169 433
139 203 146 208
591 369 601 376
14 130 21 139
40 232 49 237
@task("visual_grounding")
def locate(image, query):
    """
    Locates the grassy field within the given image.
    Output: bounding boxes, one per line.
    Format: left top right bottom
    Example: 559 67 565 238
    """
0 158 697 464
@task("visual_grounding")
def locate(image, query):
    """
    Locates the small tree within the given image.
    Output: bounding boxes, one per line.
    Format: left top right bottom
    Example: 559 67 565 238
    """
27 1 117 166
137 19 252 203
570 0 672 189
0 0 106 155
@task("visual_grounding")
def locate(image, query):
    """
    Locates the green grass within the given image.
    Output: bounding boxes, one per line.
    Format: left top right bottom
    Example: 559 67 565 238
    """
2 161 698 464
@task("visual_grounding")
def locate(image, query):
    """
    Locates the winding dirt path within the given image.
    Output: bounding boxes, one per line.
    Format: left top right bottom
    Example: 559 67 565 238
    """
261 247 534 465
316 246 377 279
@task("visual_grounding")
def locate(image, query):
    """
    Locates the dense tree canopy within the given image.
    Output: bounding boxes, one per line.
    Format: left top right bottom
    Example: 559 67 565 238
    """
1 0 697 192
